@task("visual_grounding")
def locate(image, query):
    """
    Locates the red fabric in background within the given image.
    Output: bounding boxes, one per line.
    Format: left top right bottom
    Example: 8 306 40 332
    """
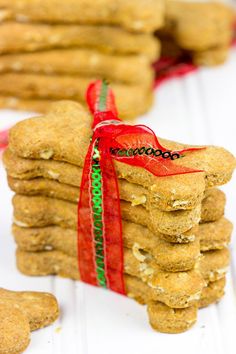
154 22 236 87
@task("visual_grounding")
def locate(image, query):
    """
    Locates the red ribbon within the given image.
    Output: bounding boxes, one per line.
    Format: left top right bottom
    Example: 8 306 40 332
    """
0 129 9 151
77 80 204 294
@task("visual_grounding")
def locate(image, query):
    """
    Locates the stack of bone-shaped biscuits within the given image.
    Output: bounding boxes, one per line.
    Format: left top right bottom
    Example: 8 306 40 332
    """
3 101 236 333
0 0 164 119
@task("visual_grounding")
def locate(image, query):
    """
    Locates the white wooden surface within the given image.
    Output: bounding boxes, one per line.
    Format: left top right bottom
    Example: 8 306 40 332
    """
0 48 236 354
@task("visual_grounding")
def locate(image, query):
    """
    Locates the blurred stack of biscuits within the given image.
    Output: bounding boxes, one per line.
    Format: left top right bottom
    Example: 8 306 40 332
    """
0 0 165 119
158 0 235 66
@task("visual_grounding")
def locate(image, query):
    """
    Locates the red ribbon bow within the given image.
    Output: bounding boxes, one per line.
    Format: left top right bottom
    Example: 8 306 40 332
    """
78 80 204 294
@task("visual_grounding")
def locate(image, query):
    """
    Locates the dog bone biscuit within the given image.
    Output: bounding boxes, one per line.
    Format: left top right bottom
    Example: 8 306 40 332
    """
0 0 165 33
4 150 205 211
3 150 227 219
201 188 226 222
198 248 230 282
199 217 233 251
16 248 206 309
13 223 200 272
12 194 201 236
8 101 235 196
147 301 197 334
0 22 159 60
0 288 59 354
13 211 231 273
199 277 226 309
0 74 153 120
0 304 30 354
0 49 155 85
16 247 228 308
7 175 225 226
164 1 234 51
147 277 226 334
192 45 229 67
0 288 59 331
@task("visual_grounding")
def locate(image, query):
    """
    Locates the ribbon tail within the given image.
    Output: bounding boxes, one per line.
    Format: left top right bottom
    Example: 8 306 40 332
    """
99 140 126 294
78 140 98 287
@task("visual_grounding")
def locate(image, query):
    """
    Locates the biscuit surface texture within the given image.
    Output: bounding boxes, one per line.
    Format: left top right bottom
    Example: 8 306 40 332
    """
0 0 165 32
0 288 59 331
0 304 30 354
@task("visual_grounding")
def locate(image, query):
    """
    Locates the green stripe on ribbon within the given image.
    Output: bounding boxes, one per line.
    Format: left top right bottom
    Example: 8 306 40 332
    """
91 142 107 288
98 80 109 112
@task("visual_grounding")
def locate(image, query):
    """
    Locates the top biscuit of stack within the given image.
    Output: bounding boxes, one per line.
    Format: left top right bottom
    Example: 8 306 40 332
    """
8 100 236 213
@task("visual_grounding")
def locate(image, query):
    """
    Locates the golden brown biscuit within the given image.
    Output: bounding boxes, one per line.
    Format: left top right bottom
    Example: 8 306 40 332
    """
13 222 200 272
3 149 204 212
164 1 234 51
0 288 59 354
0 74 153 120
0 304 30 354
199 217 233 251
147 277 226 334
147 302 197 334
199 248 230 282
12 194 201 237
199 277 226 308
0 95 54 114
16 247 228 309
192 46 229 66
7 175 226 226
0 0 165 33
7 101 236 206
0 288 59 331
6 172 226 221
201 188 226 223
16 248 206 309
12 214 231 273
0 49 155 85
0 22 159 60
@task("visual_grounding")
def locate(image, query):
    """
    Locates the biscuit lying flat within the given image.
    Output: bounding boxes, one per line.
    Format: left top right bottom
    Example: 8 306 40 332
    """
0 288 59 331
201 188 226 223
0 49 155 85
5 161 226 218
13 223 200 272
0 0 164 33
199 277 226 309
8 176 226 224
192 45 229 67
199 217 233 251
15 248 206 309
0 304 30 354
0 288 59 354
147 301 197 334
0 22 159 60
12 214 231 272
16 248 228 308
0 74 153 120
12 194 201 237
164 1 234 51
3 149 204 211
7 101 236 206
199 248 229 283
